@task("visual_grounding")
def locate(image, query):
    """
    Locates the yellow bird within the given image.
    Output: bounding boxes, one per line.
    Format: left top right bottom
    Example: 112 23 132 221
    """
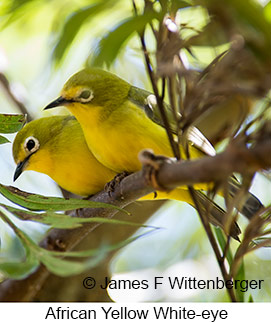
13 115 244 238
44 68 262 220
12 115 116 196
44 68 212 172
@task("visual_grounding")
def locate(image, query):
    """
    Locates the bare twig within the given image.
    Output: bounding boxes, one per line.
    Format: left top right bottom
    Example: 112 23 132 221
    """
188 186 236 301
0 73 33 120
132 0 180 159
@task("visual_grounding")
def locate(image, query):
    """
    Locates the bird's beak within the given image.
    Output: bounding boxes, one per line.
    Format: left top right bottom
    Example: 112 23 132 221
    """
13 156 31 181
44 96 71 110
14 161 25 181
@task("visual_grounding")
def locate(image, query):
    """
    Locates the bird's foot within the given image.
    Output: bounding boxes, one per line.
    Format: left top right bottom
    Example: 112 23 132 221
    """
138 149 173 191
105 171 131 196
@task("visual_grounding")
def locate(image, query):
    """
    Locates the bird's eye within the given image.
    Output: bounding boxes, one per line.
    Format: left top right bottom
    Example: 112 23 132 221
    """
77 89 93 103
27 139 35 151
24 136 40 153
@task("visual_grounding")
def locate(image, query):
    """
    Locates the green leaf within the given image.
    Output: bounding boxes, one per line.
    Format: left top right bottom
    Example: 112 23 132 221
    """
248 294 254 302
211 0 271 62
229 0 271 44
1 0 57 30
0 114 26 133
185 21 228 47
0 210 99 277
5 0 36 14
215 227 246 302
0 256 39 279
92 12 160 67
0 135 10 145
37 214 155 229
41 230 155 276
171 0 193 12
0 211 40 279
0 184 124 212
234 260 245 302
50 230 156 258
53 0 117 64
264 2 271 23
0 208 156 277
1 204 157 230
39 249 106 276
214 227 233 264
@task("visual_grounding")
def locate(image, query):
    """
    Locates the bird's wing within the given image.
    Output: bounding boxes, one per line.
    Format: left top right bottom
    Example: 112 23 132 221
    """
128 87 263 219
128 86 216 156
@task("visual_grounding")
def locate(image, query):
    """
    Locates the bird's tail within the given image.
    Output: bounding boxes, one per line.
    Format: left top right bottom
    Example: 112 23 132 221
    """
228 178 263 220
141 188 241 240
142 184 263 240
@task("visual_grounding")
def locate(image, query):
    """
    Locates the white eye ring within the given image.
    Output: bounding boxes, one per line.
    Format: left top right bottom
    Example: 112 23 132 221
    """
24 136 40 153
77 89 94 103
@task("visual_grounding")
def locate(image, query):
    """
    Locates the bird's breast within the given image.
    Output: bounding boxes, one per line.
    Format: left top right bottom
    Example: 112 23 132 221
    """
81 102 175 173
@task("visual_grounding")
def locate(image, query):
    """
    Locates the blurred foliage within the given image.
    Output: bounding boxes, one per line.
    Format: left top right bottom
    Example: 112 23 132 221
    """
53 0 119 64
0 207 154 278
0 114 26 144
0 0 271 302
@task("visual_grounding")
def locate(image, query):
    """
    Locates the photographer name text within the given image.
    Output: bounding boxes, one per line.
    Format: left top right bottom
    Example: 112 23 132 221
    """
83 276 263 293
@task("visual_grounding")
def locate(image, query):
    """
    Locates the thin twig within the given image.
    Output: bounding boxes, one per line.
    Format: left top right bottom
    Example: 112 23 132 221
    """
132 0 180 159
141 34 180 159
185 141 236 302
161 77 166 102
168 75 182 148
222 230 232 263
0 73 33 120
188 186 236 302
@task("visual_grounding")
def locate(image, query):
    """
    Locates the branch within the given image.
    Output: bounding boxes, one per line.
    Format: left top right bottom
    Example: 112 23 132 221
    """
0 72 33 120
155 138 271 190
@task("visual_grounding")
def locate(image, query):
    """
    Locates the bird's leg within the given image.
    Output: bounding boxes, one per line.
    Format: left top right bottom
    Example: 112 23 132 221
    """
105 171 131 196
138 149 174 191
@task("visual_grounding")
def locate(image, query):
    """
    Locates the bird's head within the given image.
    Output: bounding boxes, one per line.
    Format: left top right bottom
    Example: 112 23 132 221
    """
12 117 62 181
44 68 131 115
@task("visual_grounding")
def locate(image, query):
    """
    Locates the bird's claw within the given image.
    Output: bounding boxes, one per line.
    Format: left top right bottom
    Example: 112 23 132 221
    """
138 149 173 191
105 171 130 196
